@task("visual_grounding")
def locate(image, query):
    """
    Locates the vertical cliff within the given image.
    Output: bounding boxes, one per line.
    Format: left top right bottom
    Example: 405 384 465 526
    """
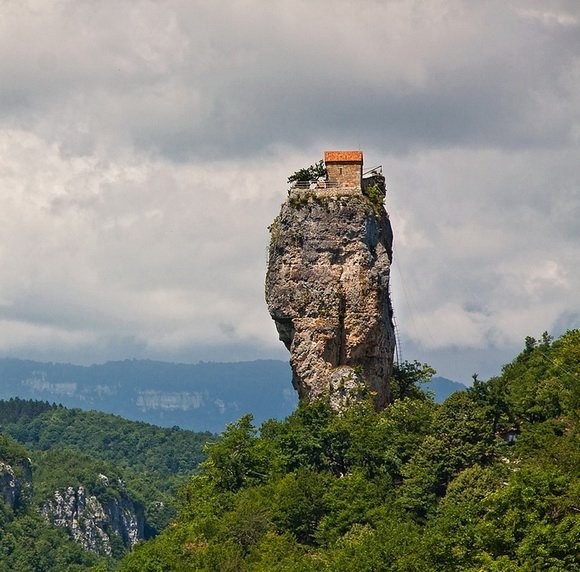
0 434 32 510
41 479 144 556
265 154 395 409
0 458 32 510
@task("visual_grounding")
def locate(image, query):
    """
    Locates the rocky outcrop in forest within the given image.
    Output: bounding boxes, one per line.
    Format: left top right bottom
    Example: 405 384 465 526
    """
0 458 31 510
42 479 144 556
266 152 395 408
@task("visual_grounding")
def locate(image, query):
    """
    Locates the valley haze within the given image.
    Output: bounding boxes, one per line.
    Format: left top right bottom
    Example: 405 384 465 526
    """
0 358 464 433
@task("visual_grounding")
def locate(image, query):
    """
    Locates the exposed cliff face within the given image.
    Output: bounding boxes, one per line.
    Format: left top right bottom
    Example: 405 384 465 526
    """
42 479 144 556
265 172 395 408
0 458 32 510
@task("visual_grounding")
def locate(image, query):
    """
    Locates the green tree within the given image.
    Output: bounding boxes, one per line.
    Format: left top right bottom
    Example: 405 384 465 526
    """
116 330 580 571
202 415 270 493
390 360 436 402
287 160 327 183
271 469 329 544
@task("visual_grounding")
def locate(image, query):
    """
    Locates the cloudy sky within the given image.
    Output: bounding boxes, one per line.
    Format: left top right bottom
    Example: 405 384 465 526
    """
1 0 578 383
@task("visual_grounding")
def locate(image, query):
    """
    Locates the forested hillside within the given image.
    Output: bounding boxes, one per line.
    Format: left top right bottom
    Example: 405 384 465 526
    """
0 433 110 571
0 400 212 480
119 330 580 571
1 332 576 571
0 403 214 570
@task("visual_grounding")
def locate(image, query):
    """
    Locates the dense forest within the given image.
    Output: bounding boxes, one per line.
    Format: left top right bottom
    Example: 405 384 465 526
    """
0 401 212 480
0 432 106 571
118 330 580 571
0 330 577 570
0 404 213 570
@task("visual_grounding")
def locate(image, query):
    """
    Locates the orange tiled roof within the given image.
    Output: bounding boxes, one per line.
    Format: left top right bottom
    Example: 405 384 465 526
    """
324 150 363 163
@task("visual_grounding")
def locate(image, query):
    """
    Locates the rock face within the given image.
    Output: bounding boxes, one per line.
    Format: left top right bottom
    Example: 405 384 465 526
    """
42 479 144 556
265 157 395 409
0 458 32 510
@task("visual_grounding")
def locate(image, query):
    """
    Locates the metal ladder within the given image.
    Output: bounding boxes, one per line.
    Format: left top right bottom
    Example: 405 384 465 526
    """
392 313 403 367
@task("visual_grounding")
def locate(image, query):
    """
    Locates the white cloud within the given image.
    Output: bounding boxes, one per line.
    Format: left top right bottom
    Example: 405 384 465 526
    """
386 145 579 373
0 319 96 353
0 1 578 379
0 128 291 360
409 303 490 349
518 8 579 28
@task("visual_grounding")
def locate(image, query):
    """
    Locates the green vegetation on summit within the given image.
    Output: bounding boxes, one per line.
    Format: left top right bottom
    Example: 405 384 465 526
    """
287 160 327 183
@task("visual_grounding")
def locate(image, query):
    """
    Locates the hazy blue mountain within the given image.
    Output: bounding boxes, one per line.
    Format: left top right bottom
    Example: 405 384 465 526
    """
0 358 465 432
0 358 298 433
424 376 467 401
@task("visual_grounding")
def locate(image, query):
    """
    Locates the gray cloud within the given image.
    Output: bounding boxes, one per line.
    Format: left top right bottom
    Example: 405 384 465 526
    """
0 0 579 381
3 1 580 159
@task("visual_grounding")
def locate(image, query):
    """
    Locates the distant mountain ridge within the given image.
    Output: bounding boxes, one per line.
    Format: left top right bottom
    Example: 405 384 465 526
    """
424 376 466 400
0 358 465 432
0 358 297 432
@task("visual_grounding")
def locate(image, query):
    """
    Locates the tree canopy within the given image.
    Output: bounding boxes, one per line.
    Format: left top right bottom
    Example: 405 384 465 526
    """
119 330 580 571
1 331 578 571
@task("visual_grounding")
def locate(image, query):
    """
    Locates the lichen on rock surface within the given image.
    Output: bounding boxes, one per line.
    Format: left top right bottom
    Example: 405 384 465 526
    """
265 159 395 409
